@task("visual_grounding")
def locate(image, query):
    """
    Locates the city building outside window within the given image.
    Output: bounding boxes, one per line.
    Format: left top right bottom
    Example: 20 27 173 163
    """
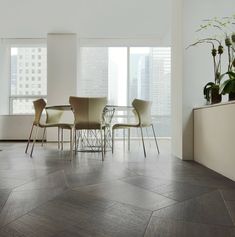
10 46 47 114
79 47 171 137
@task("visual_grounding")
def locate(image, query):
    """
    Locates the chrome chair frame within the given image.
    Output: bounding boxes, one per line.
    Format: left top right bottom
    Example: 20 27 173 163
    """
112 99 160 157
25 99 63 157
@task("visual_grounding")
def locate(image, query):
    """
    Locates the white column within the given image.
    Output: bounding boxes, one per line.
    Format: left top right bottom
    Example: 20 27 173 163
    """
47 33 77 141
47 33 77 105
0 40 10 115
171 0 183 159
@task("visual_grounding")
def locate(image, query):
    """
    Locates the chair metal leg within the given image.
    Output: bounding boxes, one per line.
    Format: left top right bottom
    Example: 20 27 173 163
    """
70 128 73 161
74 129 77 154
41 127 46 147
100 128 104 161
128 128 130 151
140 126 146 158
123 129 125 149
25 124 34 153
112 129 114 154
71 128 75 153
58 127 60 150
151 124 160 154
30 125 39 157
61 128 64 151
104 127 106 154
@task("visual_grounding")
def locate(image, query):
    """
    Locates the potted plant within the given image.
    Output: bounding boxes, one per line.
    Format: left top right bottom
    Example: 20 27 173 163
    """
219 32 235 100
219 71 235 100
187 38 223 104
188 15 235 104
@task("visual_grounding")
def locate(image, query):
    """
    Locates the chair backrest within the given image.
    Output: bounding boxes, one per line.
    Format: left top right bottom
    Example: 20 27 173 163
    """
69 96 107 129
45 109 63 124
132 99 152 127
33 98 46 125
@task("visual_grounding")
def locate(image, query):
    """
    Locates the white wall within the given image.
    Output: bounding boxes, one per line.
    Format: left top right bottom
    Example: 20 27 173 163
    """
0 0 171 41
183 0 234 160
172 0 235 160
0 115 44 140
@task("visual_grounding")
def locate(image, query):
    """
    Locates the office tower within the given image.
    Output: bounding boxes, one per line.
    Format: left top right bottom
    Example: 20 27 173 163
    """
10 47 47 114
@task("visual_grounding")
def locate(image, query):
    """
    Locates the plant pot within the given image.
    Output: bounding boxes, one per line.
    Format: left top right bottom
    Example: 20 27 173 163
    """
210 87 222 104
229 92 235 101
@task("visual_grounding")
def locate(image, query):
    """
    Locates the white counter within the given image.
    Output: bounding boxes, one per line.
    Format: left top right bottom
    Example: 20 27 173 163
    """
194 101 235 181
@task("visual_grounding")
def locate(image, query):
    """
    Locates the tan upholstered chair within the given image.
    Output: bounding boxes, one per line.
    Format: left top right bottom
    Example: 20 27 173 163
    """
69 96 107 160
112 99 160 157
25 99 64 157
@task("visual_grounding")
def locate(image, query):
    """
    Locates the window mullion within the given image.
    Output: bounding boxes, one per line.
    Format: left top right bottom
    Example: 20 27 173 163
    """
127 47 130 106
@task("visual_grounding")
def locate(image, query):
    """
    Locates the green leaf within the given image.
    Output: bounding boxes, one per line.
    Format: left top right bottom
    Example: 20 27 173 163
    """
219 78 235 94
231 80 235 92
227 71 235 79
219 80 231 94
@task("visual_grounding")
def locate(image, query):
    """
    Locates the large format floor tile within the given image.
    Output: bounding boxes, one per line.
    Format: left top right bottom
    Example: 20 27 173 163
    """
0 141 234 237
145 217 235 237
74 180 176 211
122 176 215 201
151 181 215 201
0 189 11 210
153 191 234 226
2 195 151 237
14 170 68 191
0 186 67 227
121 176 173 191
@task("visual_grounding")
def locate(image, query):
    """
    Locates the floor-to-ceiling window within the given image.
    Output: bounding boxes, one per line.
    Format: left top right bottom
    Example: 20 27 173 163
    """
79 47 171 137
10 46 47 114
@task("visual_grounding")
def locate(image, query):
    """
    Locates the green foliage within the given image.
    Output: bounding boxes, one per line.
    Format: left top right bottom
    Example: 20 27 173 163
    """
189 14 235 102
219 71 235 94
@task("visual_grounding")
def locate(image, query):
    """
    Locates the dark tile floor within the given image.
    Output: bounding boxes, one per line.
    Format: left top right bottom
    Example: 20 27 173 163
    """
0 140 234 237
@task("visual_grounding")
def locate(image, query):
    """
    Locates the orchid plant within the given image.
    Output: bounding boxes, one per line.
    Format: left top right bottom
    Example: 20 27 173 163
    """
188 14 235 102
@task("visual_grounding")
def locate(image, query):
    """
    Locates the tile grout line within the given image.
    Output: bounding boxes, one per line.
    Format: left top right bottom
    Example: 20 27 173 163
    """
143 215 235 232
219 189 235 226
72 180 222 215
146 189 235 230
115 176 219 204
150 189 222 213
0 186 72 231
143 211 154 237
1 169 68 193
0 189 13 219
5 168 63 192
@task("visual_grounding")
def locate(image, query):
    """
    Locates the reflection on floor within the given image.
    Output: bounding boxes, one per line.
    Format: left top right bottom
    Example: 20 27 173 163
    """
0 140 234 237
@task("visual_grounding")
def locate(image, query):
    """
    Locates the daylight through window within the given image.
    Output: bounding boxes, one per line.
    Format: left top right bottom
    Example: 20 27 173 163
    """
10 47 47 114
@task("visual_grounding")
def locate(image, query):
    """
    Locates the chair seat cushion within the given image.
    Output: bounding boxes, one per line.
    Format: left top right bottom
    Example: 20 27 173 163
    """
112 123 138 129
39 123 73 129
58 123 74 129
38 123 60 128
